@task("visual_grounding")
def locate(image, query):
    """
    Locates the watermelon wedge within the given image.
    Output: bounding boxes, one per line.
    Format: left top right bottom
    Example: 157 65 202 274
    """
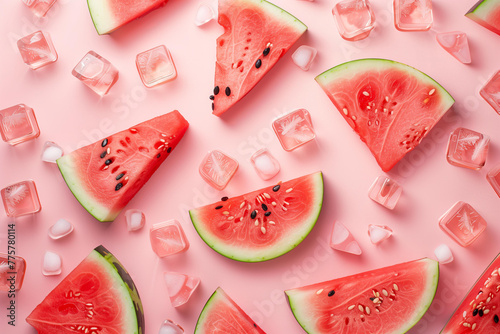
189 172 323 262
57 111 189 222
195 287 266 333
466 0 500 36
26 246 144 334
441 252 500 333
285 258 439 334
87 0 169 35
211 0 307 116
315 59 455 172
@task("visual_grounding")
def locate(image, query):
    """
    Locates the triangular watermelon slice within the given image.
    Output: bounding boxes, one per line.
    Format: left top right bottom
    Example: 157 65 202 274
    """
87 0 169 35
212 0 307 116
57 111 189 222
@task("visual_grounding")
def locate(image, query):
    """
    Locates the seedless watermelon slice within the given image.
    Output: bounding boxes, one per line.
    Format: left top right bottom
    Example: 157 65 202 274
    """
26 246 144 334
195 287 266 333
212 0 307 116
190 172 323 262
286 258 439 334
87 0 169 34
316 59 455 172
466 0 500 35
57 111 189 222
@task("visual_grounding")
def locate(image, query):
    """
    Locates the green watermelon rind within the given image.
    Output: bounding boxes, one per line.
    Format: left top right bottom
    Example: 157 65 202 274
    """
285 258 440 334
465 0 500 35
87 0 112 35
189 172 324 263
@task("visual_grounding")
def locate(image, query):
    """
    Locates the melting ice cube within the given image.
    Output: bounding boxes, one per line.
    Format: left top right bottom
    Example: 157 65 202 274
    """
48 219 73 239
436 32 471 64
125 209 146 231
291 45 317 71
17 31 58 70
250 148 280 180
330 221 362 255
434 244 453 264
164 272 200 307
42 251 62 276
199 150 239 190
159 319 184 334
150 220 190 257
194 3 216 26
368 224 393 245
41 141 64 163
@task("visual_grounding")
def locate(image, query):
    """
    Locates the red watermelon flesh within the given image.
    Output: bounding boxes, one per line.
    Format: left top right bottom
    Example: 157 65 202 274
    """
286 258 439 334
87 0 169 35
466 0 500 35
57 111 189 222
212 0 307 116
441 252 500 333
26 246 144 334
316 59 455 172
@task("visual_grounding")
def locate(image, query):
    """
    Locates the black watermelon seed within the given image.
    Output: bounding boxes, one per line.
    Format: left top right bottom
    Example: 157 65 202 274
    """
250 210 257 219
370 297 375 301
116 173 124 180
473 309 479 316
101 138 108 147
215 205 223 210
167 147 172 153
263 47 270 56
255 59 262 69
253 324 257 328
261 203 268 211
210 95 214 100
221 196 229 201
273 185 281 192
225 87 231 96
157 154 161 158
264 212 271 217
328 290 335 297
212 103 214 111
105 159 112 165
100 151 107 158
214 86 220 95
115 183 123 191
479 309 484 317
494 315 499 323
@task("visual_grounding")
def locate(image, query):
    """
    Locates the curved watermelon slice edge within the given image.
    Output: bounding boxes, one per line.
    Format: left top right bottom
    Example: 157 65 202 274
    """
466 0 500 36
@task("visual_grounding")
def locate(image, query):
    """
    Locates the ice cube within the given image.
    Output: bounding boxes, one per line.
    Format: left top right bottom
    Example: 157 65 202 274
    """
136 45 177 88
487 163 500 198
393 0 433 31
159 319 184 334
434 244 453 264
291 46 317 71
368 224 393 245
22 0 57 18
48 219 73 239
330 221 362 255
1 180 41 217
194 3 216 26
0 253 26 291
480 70 500 115
164 272 200 307
42 251 62 276
250 148 280 180
199 150 239 190
368 176 402 210
150 220 190 257
439 201 487 247
125 209 146 231
436 32 471 64
446 127 489 170
72 51 119 96
272 109 316 151
17 31 58 70
41 141 64 163
0 104 40 145
332 0 376 41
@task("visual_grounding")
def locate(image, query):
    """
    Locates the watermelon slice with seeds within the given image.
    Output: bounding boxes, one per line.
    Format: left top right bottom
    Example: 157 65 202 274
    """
211 0 307 116
316 59 455 172
57 111 189 222
466 0 500 35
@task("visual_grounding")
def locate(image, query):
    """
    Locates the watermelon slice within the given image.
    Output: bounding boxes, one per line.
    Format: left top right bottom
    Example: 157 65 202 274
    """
87 0 169 35
466 0 500 36
189 172 323 262
26 245 144 334
195 287 266 333
316 58 455 172
212 0 307 116
441 252 500 333
286 258 439 334
57 111 188 222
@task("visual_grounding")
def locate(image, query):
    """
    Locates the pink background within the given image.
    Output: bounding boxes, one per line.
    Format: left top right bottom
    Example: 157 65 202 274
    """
1 0 500 333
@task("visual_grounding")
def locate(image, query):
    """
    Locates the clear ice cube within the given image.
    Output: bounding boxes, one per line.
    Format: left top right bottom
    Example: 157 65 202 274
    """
434 244 453 264
446 127 489 170
22 0 57 18
41 141 63 163
436 31 471 64
0 253 26 291
0 104 40 145
1 180 41 217
393 0 433 31
48 219 73 239
125 209 146 231
332 0 376 41
159 319 184 334
487 163 500 198
17 31 57 70
194 3 216 26
368 176 402 210
42 251 62 276
250 148 280 180
330 221 362 255
480 70 500 115
368 224 393 245
72 51 119 96
150 220 190 257
291 45 317 71
272 109 316 151
136 45 177 88
199 150 239 190
439 201 487 247
164 272 200 307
